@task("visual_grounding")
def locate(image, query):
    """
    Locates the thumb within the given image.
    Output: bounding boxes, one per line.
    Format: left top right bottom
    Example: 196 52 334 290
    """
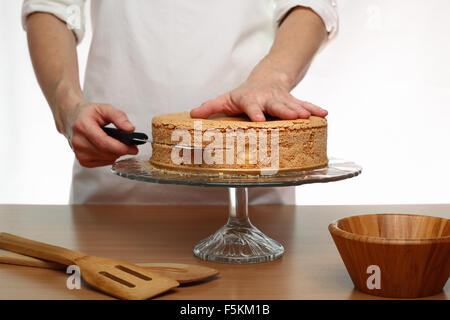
190 95 230 119
98 104 135 131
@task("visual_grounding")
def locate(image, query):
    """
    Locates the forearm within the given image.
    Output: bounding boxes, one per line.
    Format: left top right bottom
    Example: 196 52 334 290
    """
249 6 328 89
26 12 84 136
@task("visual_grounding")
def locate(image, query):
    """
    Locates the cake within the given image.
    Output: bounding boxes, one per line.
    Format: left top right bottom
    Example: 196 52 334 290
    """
150 112 327 173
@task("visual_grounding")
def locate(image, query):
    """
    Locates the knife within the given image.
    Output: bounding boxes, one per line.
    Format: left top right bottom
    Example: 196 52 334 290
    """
102 127 200 150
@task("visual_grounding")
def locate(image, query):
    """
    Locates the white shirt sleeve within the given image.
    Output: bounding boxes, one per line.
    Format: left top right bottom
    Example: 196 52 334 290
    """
21 0 86 44
274 0 339 40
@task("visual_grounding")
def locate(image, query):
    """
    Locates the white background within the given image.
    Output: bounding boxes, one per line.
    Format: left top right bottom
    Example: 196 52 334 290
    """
1 0 449 205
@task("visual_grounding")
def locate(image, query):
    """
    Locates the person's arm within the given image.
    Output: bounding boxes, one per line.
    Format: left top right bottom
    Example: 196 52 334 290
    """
25 12 137 168
191 6 330 122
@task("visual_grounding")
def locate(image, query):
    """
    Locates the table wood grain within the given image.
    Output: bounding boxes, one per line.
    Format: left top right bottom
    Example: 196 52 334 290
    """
0 204 448 300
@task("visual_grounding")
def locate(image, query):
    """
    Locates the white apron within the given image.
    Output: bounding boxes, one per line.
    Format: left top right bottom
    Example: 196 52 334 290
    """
22 0 338 204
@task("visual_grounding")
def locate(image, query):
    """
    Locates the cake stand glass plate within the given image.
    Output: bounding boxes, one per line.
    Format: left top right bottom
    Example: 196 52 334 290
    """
111 157 362 264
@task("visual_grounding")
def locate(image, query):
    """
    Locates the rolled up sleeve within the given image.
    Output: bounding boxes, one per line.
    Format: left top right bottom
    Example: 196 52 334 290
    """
22 0 86 44
274 0 339 40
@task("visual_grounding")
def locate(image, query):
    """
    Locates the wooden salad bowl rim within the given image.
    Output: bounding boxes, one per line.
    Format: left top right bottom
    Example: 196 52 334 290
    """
329 213 450 245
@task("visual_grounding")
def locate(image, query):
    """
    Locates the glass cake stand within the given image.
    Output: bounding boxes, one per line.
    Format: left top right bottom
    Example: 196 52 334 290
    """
111 158 361 264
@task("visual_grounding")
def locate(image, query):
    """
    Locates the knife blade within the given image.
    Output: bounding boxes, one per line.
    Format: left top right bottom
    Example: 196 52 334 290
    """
102 126 200 150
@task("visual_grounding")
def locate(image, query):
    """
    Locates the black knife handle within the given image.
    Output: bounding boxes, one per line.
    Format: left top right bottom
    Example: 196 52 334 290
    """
102 127 148 145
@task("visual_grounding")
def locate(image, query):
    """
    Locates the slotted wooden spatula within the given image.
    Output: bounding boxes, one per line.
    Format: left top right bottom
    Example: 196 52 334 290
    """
0 233 179 299
0 248 219 284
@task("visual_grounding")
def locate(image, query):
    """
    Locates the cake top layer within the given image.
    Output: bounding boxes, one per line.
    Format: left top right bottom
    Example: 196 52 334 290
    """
152 112 327 130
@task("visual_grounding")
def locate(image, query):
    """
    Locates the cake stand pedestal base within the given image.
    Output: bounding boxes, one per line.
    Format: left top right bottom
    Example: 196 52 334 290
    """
193 187 284 264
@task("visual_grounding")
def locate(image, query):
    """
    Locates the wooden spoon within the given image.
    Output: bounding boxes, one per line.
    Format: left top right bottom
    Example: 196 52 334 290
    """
0 248 218 284
0 232 179 300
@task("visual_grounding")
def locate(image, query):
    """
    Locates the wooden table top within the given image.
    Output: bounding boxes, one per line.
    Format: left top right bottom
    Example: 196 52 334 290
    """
0 204 448 300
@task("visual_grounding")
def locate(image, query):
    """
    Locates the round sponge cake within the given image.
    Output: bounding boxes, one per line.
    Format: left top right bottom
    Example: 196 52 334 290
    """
150 112 327 173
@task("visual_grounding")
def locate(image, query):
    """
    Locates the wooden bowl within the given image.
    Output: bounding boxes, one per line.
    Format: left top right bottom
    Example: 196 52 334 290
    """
329 213 450 298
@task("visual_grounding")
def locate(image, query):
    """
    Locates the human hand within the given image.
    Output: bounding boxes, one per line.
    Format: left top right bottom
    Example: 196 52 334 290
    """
63 102 138 168
190 72 327 122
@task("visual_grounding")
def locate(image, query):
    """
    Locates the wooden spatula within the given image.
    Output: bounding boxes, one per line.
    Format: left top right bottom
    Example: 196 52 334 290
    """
0 249 219 284
0 233 179 300
137 263 218 284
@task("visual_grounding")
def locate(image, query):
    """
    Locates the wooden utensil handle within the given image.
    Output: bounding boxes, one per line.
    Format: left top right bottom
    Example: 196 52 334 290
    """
0 248 66 270
0 233 85 266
